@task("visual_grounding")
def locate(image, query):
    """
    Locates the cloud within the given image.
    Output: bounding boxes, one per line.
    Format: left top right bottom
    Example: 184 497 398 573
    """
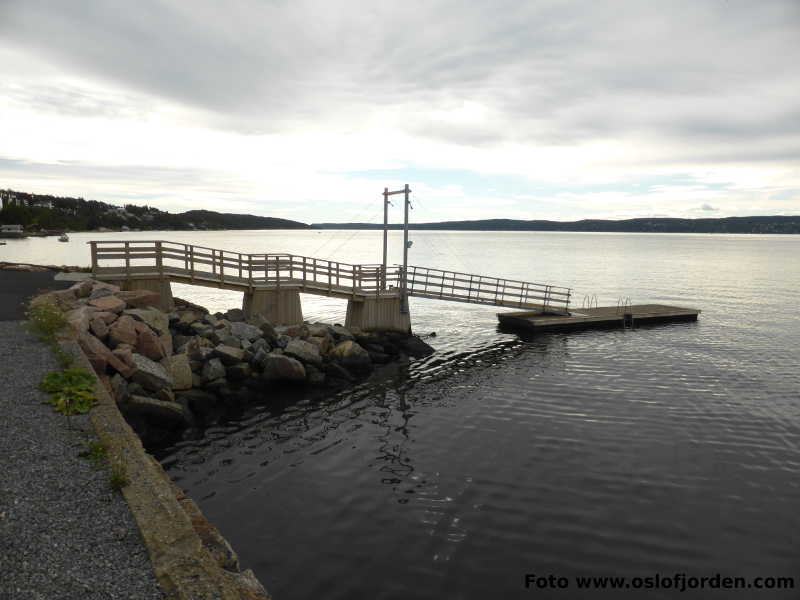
0 0 798 220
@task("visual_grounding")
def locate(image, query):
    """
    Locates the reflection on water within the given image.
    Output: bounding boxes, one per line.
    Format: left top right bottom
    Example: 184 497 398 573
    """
7 230 800 599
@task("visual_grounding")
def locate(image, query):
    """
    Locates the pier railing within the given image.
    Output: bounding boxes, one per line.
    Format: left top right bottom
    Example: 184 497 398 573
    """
89 240 571 312
404 265 571 313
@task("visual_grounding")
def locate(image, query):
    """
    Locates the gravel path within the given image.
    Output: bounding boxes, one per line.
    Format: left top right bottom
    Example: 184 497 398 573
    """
0 321 164 599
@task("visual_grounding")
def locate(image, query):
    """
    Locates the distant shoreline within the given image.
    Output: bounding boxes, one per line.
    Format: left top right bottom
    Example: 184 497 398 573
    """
312 215 800 235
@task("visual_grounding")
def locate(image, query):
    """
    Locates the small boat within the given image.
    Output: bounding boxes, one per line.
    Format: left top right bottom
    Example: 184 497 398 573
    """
58 233 70 242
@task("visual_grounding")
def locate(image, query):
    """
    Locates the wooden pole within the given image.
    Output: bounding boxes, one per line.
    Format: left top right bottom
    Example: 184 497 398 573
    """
382 187 389 290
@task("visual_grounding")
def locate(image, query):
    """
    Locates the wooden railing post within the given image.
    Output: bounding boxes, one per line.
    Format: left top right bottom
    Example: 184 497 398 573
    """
156 241 163 277
90 242 98 274
124 241 130 277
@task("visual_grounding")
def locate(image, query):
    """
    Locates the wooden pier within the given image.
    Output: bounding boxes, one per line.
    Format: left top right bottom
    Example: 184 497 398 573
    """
497 304 700 333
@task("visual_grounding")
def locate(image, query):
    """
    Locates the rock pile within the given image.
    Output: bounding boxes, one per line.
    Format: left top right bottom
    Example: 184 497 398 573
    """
36 278 434 446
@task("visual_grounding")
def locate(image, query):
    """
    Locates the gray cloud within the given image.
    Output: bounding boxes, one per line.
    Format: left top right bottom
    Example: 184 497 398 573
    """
1 0 799 159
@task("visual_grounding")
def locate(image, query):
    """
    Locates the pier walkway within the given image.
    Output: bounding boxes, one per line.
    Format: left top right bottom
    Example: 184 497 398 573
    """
89 240 572 332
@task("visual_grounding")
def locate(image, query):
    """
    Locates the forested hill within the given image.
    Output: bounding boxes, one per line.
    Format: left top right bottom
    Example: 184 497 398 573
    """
312 216 800 234
0 189 308 231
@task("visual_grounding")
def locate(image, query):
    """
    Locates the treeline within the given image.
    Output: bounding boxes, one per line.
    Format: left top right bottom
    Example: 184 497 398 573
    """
0 189 309 231
312 216 800 234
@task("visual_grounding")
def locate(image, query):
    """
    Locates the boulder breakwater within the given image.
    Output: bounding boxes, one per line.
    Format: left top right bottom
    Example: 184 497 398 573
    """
35 278 434 447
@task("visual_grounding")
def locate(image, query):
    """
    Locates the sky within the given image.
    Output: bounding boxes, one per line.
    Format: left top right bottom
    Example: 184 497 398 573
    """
0 0 798 224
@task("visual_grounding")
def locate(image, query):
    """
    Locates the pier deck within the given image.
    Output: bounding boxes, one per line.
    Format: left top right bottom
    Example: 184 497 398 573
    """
497 304 700 333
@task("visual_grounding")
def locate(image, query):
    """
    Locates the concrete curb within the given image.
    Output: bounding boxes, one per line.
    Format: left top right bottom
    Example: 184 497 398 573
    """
62 338 270 599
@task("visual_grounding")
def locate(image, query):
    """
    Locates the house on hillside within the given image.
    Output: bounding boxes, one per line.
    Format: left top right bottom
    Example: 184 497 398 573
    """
0 190 26 209
28 197 54 209
0 224 26 238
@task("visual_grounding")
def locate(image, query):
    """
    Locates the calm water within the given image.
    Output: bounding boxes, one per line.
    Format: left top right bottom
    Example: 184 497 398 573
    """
6 231 800 598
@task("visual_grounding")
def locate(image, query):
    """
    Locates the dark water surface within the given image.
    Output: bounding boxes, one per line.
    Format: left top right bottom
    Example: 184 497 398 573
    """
10 230 797 598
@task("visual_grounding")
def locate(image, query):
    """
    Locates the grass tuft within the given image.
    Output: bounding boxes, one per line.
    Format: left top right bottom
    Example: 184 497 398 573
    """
39 368 97 415
109 462 130 491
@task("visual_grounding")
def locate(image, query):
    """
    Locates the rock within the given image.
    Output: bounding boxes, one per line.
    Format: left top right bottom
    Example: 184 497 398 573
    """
108 315 138 348
220 335 241 349
156 387 175 403
163 353 192 390
308 335 332 355
134 322 167 361
88 295 126 314
250 347 269 371
275 334 290 349
203 378 228 393
229 321 262 342
89 317 109 340
184 338 214 362
110 373 130 405
225 308 245 322
65 306 96 334
248 313 277 341
117 289 161 309
126 395 191 427
396 335 435 358
324 361 354 383
226 363 252 381
77 332 133 377
111 346 136 373
213 344 246 366
284 339 322 367
130 353 174 392
202 358 226 383
178 309 204 326
124 308 169 335
329 340 372 375
190 322 215 338
249 338 269 353
177 389 221 423
70 279 94 298
93 311 119 325
89 288 113 300
159 333 173 356
305 364 326 386
276 324 308 339
368 351 391 364
261 353 306 383
91 281 120 294
307 323 330 338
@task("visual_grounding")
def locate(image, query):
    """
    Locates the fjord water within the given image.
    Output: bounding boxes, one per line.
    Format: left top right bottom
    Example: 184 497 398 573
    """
6 231 800 598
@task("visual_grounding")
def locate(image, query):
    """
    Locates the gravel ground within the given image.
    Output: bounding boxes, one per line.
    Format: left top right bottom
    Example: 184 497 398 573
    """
0 321 164 599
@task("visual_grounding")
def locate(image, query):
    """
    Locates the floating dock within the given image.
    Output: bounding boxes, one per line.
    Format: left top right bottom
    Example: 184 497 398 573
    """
498 304 700 333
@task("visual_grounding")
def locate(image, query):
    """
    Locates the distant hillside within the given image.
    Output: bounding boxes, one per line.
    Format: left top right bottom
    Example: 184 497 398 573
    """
0 189 308 231
312 216 800 234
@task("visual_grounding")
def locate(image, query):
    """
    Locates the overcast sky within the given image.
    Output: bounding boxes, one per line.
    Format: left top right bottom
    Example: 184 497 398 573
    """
1 0 798 223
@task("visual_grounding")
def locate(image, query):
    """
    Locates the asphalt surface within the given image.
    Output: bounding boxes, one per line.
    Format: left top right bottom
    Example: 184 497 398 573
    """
0 320 164 599
0 270 73 321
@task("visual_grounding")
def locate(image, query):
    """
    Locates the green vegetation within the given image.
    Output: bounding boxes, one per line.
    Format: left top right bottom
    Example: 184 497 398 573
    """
26 297 75 368
40 368 97 415
1 188 309 232
80 440 109 470
109 462 130 491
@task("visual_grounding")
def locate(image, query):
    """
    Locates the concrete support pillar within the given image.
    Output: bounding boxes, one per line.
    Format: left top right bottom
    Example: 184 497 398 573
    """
345 295 411 333
243 287 303 325
114 278 174 312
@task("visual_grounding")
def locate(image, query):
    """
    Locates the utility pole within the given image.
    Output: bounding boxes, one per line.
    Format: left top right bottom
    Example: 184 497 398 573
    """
382 187 389 290
402 184 411 313
381 185 412 308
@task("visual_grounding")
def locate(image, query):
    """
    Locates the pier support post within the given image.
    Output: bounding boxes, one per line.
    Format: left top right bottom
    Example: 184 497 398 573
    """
345 295 411 333
243 288 303 325
113 278 174 312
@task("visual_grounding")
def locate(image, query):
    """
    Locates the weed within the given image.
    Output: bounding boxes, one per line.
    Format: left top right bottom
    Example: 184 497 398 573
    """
109 462 130 491
80 440 108 470
39 368 97 415
26 297 68 343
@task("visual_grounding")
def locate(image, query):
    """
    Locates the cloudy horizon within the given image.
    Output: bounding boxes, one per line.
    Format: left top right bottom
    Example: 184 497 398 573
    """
1 0 798 223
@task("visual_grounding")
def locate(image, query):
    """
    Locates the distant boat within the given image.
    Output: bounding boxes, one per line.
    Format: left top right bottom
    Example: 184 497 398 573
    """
0 224 26 239
58 233 70 242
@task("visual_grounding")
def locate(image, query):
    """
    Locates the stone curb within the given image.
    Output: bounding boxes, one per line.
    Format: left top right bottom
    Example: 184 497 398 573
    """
61 338 269 600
